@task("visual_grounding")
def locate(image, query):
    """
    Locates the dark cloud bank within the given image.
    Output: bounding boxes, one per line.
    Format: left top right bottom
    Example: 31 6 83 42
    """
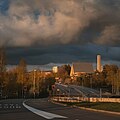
0 0 120 65
6 45 120 66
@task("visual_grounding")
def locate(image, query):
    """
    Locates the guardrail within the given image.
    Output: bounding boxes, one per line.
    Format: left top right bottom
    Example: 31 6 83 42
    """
51 97 120 103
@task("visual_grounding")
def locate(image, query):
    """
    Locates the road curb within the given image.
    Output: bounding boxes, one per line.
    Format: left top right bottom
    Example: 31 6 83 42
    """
51 100 120 116
50 100 67 107
77 106 120 115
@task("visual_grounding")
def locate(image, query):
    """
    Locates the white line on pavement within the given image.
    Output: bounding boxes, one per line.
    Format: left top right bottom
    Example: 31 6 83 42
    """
23 101 67 119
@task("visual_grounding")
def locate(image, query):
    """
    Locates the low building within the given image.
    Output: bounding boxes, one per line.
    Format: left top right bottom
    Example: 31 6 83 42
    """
42 71 52 75
70 62 94 77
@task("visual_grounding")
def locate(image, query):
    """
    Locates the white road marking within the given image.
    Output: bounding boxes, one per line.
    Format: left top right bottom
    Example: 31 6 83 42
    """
23 101 67 119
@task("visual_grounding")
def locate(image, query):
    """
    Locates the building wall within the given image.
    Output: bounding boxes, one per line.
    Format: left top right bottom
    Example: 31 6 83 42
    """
53 66 59 73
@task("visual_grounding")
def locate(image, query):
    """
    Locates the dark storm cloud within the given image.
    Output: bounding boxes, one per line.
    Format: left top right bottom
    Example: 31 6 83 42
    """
0 0 120 47
6 45 120 66
0 0 119 65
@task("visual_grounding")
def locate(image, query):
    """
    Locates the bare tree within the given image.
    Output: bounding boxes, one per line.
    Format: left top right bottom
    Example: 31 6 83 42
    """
0 48 6 73
0 48 6 98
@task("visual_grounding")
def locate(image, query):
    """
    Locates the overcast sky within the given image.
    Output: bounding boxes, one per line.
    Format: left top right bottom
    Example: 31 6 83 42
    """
0 0 120 66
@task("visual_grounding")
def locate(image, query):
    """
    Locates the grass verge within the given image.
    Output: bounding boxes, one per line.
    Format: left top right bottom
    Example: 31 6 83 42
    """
59 102 120 112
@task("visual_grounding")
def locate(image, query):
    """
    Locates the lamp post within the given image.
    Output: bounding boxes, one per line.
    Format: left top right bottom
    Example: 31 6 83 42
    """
22 74 24 98
57 89 60 101
68 84 71 97
100 88 102 98
116 70 120 95
90 74 92 89
82 77 84 87
0 85 2 99
33 69 36 99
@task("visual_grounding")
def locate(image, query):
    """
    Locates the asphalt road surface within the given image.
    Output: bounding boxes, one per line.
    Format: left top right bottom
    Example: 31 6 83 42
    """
0 98 120 120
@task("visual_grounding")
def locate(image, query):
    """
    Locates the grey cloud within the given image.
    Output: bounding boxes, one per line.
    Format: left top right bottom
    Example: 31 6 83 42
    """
6 45 120 66
95 25 120 46
0 0 120 47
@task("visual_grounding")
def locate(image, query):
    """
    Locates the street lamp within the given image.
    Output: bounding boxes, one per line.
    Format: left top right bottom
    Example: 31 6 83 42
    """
0 84 4 99
100 88 102 98
68 84 71 97
57 89 60 101
89 74 92 88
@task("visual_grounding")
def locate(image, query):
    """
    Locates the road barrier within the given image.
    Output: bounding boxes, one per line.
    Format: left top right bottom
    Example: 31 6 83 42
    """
51 97 120 103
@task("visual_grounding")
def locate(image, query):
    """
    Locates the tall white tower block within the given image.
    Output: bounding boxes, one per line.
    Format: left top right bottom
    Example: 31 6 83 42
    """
97 55 102 72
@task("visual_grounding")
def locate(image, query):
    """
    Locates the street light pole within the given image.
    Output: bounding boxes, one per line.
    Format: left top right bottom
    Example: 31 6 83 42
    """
90 74 92 89
57 89 60 101
68 84 70 97
82 78 84 87
0 86 2 99
100 88 102 98
22 74 24 98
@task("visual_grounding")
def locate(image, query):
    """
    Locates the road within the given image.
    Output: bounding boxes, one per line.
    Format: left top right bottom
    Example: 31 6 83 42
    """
0 98 120 120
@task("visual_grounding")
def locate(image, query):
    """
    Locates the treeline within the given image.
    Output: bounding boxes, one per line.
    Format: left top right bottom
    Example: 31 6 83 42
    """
0 48 120 98
73 65 120 95
53 64 120 95
0 48 55 99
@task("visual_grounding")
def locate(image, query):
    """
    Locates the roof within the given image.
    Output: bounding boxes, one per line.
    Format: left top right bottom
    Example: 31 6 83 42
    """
72 62 94 73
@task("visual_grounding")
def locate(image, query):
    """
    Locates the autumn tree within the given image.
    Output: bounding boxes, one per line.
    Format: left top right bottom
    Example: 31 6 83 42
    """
102 64 119 94
57 64 71 83
17 58 27 98
113 69 120 95
7 70 18 98
63 64 71 75
36 72 55 97
75 73 93 87
0 48 6 73
0 48 7 98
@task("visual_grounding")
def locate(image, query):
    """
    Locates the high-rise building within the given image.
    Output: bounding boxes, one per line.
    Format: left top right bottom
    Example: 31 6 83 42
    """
97 55 102 72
